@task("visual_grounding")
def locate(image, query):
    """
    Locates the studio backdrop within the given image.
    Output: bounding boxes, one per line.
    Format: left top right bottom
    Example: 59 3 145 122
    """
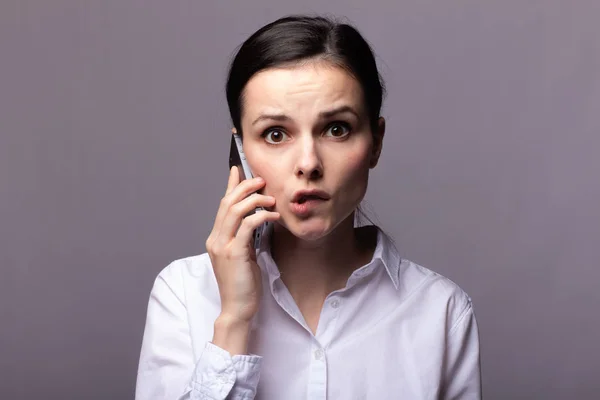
1 1 598 399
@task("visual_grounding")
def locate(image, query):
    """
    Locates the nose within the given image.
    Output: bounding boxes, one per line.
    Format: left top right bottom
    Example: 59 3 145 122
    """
294 136 323 180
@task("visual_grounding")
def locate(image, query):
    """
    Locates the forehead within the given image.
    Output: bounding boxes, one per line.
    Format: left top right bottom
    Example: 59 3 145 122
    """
241 62 365 119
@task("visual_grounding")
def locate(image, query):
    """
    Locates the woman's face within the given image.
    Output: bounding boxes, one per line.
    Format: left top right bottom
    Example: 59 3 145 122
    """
240 62 384 241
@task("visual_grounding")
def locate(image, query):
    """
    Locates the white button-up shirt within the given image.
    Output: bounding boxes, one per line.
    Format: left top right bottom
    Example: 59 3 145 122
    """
136 228 482 399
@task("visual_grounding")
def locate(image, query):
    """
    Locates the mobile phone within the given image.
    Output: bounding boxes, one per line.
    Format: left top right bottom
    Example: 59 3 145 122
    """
228 133 269 249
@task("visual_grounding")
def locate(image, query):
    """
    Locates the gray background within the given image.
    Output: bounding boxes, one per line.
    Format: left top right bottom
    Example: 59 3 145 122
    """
1 1 598 399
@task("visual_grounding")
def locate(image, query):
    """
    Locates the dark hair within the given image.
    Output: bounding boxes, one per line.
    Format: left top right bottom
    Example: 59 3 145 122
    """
225 15 386 134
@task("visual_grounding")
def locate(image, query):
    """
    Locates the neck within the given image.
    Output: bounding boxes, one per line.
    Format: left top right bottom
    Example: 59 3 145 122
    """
270 215 377 302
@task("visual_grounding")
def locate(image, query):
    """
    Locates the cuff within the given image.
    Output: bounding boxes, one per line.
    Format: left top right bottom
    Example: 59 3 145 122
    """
192 342 262 399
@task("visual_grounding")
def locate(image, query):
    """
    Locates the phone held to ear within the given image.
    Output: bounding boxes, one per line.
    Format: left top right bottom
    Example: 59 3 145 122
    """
229 133 269 249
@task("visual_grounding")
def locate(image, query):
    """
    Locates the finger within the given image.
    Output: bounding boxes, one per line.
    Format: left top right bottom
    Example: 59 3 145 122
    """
225 166 239 196
234 210 280 248
210 167 239 236
220 193 276 239
211 177 266 241
227 176 265 204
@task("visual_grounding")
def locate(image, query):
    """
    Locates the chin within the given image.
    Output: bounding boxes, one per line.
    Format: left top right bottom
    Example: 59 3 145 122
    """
277 216 334 242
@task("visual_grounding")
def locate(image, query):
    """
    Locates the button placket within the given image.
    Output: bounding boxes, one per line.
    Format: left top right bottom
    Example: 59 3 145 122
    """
307 343 328 399
314 294 343 346
314 348 325 361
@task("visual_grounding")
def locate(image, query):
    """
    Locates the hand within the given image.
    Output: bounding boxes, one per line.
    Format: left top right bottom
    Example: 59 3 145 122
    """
206 166 280 324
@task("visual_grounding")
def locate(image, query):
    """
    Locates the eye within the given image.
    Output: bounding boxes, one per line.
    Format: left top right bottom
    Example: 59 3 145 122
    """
324 122 351 138
262 128 289 144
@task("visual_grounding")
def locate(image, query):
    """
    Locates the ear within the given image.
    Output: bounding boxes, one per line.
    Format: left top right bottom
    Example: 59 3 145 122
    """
369 117 386 168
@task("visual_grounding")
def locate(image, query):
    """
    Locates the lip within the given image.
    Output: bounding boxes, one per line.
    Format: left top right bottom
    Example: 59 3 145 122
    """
291 189 331 203
290 189 330 217
289 198 327 217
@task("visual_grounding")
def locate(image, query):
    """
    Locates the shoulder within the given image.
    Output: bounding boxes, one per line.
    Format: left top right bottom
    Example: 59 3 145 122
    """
150 253 217 301
156 252 214 281
376 227 473 323
398 259 475 332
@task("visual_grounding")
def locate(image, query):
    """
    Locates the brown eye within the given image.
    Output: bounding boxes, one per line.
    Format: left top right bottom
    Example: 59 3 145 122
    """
325 122 351 138
264 129 288 144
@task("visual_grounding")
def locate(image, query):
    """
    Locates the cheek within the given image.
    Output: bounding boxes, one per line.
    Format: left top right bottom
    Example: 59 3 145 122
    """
336 147 371 184
332 148 371 206
247 155 284 197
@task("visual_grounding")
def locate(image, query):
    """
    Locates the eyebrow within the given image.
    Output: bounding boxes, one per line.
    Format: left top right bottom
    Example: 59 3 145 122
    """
251 105 360 126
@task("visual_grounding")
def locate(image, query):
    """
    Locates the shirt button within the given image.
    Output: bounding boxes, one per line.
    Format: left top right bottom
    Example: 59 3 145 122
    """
330 299 340 309
314 348 324 361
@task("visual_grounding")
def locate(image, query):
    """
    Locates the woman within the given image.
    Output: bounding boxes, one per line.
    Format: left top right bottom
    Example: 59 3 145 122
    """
136 15 481 399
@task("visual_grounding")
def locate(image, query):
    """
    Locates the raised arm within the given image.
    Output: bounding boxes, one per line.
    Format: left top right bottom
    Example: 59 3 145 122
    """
135 267 263 399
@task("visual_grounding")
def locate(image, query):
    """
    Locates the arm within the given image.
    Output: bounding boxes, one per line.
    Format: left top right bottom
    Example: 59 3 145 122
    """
441 298 483 399
135 267 263 400
136 166 279 399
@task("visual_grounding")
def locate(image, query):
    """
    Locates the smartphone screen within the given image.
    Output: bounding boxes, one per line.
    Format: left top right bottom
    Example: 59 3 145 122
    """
228 133 268 249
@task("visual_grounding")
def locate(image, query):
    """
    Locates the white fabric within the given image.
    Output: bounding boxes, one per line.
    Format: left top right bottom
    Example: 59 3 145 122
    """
135 227 482 399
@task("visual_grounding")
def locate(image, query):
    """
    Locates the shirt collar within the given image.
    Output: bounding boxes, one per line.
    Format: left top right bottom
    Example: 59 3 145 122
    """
370 226 402 290
257 224 402 291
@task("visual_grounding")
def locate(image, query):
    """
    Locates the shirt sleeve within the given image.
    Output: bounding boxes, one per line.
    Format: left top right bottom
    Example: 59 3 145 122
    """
135 265 263 400
441 297 483 400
